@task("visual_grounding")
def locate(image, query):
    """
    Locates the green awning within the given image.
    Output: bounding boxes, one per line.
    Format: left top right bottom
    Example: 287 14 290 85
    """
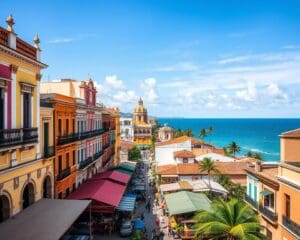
165 191 211 216
260 189 272 196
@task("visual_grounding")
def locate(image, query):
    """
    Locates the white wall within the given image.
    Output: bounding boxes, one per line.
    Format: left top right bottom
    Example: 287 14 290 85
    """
175 157 195 164
155 140 191 165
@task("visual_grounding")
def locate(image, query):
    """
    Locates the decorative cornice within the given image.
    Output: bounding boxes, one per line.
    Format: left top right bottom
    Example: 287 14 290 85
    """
0 44 47 69
10 64 18 73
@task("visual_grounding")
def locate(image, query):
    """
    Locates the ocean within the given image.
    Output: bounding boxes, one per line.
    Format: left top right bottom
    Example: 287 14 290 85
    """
157 118 300 162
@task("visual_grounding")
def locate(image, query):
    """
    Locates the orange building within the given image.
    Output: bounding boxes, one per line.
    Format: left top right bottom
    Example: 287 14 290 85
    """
40 94 77 198
245 129 300 240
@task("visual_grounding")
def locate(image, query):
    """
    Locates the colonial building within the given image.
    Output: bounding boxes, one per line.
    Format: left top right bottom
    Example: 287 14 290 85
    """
245 128 300 240
158 124 174 142
120 117 134 142
0 15 52 221
132 97 152 146
40 79 107 192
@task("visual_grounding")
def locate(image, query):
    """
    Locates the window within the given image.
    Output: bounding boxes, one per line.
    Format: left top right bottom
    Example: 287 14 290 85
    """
66 153 70 168
254 185 257 201
66 119 69 135
183 158 188 164
72 150 76 165
0 88 4 129
58 119 62 136
58 155 62 173
72 119 75 133
263 190 275 210
248 182 252 197
285 194 290 218
23 93 31 128
58 192 62 199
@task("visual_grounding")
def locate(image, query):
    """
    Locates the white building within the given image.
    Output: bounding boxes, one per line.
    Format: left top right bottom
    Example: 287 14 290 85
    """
158 124 174 142
155 136 213 166
120 117 134 142
195 153 236 162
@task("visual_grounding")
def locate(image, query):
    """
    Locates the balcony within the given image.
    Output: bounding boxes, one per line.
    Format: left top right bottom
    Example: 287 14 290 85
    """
78 129 104 140
78 156 93 169
245 194 258 209
23 128 38 144
43 146 55 158
0 128 38 149
103 143 110 149
57 167 71 181
57 133 78 145
259 205 278 222
94 150 104 160
282 215 300 237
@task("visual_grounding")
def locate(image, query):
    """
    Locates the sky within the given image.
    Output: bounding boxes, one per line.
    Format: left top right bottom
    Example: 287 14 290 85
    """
1 0 300 118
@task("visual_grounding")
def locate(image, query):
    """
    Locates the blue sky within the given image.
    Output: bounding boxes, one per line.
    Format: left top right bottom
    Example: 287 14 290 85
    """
1 0 300 117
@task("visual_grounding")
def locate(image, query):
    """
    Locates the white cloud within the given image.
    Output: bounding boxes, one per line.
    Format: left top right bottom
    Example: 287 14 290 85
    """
226 101 242 110
266 83 288 101
141 77 159 103
236 82 257 102
282 45 300 49
156 62 199 72
105 75 125 89
206 102 217 108
48 38 75 44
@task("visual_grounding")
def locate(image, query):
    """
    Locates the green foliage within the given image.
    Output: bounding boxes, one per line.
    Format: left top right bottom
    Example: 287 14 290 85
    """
223 147 233 157
130 230 144 240
227 141 241 157
218 175 246 199
174 128 194 137
246 151 263 160
129 146 141 162
199 157 219 197
194 198 266 240
199 128 207 139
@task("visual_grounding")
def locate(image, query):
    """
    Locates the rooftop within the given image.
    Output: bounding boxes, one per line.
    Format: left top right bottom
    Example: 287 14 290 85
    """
155 135 211 147
280 128 300 138
174 149 195 158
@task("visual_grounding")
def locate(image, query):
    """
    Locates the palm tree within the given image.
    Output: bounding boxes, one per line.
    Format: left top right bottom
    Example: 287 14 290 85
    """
199 128 207 139
199 157 219 195
207 126 214 134
253 152 263 160
194 198 266 240
185 128 194 137
228 141 241 158
175 128 183 137
246 150 254 157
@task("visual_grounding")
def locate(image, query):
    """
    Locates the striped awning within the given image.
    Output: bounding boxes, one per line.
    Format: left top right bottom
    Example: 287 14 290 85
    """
117 194 137 212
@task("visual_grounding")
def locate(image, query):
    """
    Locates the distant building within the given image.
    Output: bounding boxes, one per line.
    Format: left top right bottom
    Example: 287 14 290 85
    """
245 128 300 240
120 140 135 162
120 117 134 142
132 97 152 146
158 124 174 142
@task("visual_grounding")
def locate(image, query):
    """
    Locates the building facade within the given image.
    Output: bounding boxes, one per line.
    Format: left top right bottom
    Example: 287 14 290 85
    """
158 124 174 142
0 15 53 222
245 129 300 240
120 117 134 142
132 97 152 146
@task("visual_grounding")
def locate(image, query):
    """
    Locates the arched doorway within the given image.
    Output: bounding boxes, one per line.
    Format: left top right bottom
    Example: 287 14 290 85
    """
43 176 52 198
0 195 10 222
22 182 35 209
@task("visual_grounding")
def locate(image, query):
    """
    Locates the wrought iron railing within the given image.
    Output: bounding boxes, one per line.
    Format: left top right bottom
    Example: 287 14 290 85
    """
78 156 93 169
0 128 38 149
57 133 78 145
56 167 71 181
58 129 104 145
94 150 104 160
282 215 300 236
259 205 278 222
43 146 55 158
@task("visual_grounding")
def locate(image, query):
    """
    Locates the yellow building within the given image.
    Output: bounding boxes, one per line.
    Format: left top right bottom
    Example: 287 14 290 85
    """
0 15 51 222
132 97 152 146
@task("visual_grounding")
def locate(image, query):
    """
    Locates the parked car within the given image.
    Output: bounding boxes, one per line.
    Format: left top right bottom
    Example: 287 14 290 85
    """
120 220 133 237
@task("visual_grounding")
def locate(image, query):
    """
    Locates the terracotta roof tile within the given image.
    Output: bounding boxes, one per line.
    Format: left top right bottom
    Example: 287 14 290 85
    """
157 165 177 175
280 128 300 138
155 135 211 147
174 150 195 158
177 163 200 175
120 140 135 150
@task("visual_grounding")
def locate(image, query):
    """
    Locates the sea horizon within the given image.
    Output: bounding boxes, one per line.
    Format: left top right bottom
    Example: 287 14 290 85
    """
158 118 300 162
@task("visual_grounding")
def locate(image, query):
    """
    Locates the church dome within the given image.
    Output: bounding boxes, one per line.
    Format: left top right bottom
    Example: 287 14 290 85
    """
134 97 147 113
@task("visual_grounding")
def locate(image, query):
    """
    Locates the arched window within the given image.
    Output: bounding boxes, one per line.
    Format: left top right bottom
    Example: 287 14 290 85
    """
22 182 35 209
0 194 10 222
43 176 52 199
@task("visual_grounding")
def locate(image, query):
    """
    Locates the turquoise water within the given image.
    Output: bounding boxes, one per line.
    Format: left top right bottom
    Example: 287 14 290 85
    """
158 118 300 161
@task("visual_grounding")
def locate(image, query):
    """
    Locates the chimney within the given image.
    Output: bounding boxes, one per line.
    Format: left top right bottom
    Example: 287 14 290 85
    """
255 160 262 172
6 14 17 49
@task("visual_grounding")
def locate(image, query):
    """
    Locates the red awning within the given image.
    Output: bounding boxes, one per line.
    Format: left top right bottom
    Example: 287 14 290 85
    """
68 179 126 207
90 170 131 185
0 64 11 79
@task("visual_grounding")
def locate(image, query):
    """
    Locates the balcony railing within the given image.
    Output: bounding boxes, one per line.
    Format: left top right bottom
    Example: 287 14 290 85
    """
78 156 93 169
57 167 71 181
245 194 258 209
0 128 38 149
103 143 110 149
43 146 55 158
282 215 300 237
58 129 104 145
259 205 278 222
57 133 78 145
94 150 104 160
23 128 38 144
